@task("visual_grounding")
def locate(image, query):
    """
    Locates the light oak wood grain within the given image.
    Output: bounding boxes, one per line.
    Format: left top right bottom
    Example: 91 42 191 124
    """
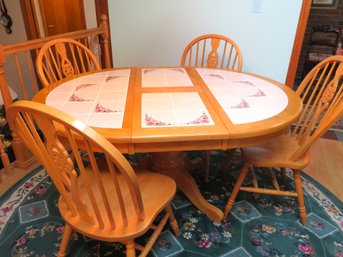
7 101 179 257
304 138 343 201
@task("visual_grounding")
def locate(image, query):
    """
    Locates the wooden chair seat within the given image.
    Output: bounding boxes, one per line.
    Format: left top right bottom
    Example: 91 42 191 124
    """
224 55 343 226
7 101 179 257
59 169 176 241
242 134 310 170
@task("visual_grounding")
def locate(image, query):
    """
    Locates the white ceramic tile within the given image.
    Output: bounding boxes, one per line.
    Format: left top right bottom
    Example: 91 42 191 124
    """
211 88 241 99
45 69 131 128
142 68 193 88
141 92 214 127
176 110 214 126
87 112 124 128
72 114 89 124
235 88 268 98
97 91 127 101
142 81 166 88
46 102 64 109
142 100 174 112
93 101 125 113
79 75 105 84
100 83 128 92
172 98 204 111
216 97 246 109
68 91 97 102
143 111 177 127
74 83 102 92
104 75 130 84
170 92 199 100
50 83 78 93
203 81 231 88
46 92 72 102
61 102 94 115
196 68 289 124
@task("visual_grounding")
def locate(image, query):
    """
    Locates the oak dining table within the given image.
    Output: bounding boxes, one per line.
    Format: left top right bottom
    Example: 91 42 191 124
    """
33 66 302 223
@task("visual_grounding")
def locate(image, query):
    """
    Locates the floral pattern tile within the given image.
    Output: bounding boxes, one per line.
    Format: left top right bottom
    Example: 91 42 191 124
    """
196 68 289 124
46 70 130 129
142 92 214 127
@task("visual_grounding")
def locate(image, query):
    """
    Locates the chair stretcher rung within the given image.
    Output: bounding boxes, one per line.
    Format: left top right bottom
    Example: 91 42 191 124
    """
240 187 298 197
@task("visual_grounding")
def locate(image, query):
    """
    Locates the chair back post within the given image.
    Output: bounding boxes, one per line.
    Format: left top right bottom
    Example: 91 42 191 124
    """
99 14 111 69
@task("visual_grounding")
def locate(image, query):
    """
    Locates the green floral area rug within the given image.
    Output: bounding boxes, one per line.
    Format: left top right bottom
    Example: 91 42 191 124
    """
0 150 342 257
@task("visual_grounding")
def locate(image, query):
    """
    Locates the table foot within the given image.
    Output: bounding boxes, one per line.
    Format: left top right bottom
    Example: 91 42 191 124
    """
151 152 223 223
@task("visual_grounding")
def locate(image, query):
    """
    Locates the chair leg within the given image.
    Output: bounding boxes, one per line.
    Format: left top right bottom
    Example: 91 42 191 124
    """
204 151 210 183
224 162 250 218
220 149 236 175
126 240 136 257
57 223 73 257
166 204 179 236
293 169 306 225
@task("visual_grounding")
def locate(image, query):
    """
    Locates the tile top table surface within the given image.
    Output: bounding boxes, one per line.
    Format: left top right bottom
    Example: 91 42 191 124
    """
36 67 301 153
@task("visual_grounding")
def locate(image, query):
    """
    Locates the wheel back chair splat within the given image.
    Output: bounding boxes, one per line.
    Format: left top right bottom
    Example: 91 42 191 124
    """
181 34 243 182
7 101 179 257
36 38 101 87
224 55 343 225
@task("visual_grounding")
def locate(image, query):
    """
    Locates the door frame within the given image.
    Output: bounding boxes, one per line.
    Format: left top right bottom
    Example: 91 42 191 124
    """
37 0 87 37
19 0 112 67
285 0 311 87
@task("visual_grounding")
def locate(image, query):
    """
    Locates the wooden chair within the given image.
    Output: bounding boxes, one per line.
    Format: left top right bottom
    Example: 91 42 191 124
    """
181 34 243 182
224 55 343 225
7 101 179 257
181 34 243 70
36 38 101 87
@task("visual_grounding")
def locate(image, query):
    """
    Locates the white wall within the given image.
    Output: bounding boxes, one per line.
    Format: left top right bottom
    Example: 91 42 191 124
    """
0 1 27 44
108 0 302 83
83 0 97 29
0 1 29 100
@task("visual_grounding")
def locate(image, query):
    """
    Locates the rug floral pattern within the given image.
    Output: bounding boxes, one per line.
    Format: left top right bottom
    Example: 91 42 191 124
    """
0 151 342 257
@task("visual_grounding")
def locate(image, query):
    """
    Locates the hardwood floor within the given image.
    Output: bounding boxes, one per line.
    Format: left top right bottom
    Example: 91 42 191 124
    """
0 161 40 196
0 139 342 202
303 138 343 201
